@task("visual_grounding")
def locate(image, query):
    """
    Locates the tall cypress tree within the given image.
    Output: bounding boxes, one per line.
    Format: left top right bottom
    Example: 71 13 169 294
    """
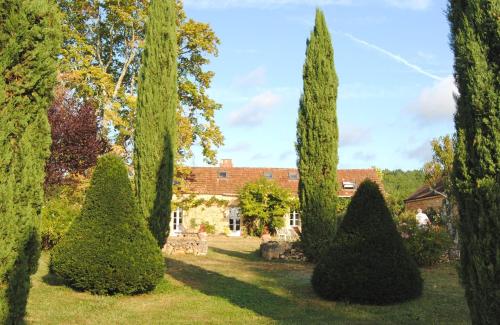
0 0 61 323
448 2 499 324
296 9 339 260
134 0 177 247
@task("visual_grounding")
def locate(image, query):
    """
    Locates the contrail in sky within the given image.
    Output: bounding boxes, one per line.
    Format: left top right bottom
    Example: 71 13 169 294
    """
344 33 443 81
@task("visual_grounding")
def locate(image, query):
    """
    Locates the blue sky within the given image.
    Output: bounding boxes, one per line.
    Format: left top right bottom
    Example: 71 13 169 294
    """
183 0 457 171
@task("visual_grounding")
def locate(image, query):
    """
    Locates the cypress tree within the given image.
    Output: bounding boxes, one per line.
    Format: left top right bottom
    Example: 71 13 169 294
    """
448 2 499 323
296 9 339 260
51 155 164 295
134 0 177 247
0 0 61 322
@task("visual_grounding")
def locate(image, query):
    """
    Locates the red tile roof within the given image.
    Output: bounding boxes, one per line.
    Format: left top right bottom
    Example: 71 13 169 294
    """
404 179 445 202
183 167 382 197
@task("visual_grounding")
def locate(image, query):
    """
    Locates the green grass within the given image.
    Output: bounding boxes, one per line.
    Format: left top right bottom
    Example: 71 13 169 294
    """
26 237 470 324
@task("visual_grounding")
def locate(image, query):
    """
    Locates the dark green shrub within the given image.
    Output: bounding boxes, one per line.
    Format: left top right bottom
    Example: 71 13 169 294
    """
312 180 423 305
396 212 453 267
51 154 164 295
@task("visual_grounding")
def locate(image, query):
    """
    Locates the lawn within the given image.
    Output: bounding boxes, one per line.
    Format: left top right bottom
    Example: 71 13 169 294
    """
26 237 470 324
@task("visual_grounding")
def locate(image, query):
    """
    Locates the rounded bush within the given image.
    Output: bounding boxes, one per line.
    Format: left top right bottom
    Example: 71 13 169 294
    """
50 154 164 295
312 180 423 305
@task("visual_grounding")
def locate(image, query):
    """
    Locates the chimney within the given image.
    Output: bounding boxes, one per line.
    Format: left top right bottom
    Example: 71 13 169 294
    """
220 159 233 168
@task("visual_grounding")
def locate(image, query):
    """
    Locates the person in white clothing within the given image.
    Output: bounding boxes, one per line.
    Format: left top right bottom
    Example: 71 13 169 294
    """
416 208 431 227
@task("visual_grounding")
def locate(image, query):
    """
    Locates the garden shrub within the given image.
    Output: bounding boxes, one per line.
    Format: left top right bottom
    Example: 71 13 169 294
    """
201 222 216 235
312 180 423 305
41 186 84 249
51 154 164 295
239 178 292 236
395 212 453 267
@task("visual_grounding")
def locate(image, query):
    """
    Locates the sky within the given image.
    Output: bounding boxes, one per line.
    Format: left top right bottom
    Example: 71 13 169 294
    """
183 0 457 171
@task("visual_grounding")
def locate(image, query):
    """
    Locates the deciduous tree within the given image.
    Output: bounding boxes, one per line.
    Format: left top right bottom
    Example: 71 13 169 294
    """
56 0 223 163
45 89 108 186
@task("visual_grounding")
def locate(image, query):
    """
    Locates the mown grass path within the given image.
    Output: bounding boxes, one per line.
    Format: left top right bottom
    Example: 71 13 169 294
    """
27 236 470 324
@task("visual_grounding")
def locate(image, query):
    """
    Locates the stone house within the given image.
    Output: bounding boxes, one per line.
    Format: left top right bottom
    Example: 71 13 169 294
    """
404 180 446 213
169 159 383 237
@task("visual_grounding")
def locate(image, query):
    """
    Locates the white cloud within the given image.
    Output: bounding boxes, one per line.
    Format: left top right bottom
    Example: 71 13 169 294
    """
185 0 431 10
229 91 282 127
184 0 352 9
340 126 371 147
408 76 457 124
279 150 295 160
225 142 252 152
251 153 269 160
402 141 432 162
385 0 431 10
344 33 443 81
234 67 267 87
353 151 376 161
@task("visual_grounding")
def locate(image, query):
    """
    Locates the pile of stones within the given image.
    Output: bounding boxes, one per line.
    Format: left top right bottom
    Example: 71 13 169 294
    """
162 235 208 256
260 241 307 262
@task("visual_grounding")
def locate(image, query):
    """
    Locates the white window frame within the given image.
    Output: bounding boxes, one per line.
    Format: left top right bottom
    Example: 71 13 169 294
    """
228 207 241 236
289 210 300 227
172 207 183 235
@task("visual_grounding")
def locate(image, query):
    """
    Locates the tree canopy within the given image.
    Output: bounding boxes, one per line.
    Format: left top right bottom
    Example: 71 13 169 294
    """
56 0 223 164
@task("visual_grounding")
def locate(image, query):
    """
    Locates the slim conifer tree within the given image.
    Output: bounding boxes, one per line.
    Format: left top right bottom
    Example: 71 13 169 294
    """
448 2 499 323
296 9 339 260
0 0 61 322
134 0 177 247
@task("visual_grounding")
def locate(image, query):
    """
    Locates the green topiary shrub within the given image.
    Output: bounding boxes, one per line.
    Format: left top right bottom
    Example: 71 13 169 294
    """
51 154 164 295
312 180 423 305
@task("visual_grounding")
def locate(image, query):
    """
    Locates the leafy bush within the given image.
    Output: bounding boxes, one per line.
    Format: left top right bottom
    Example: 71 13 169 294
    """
41 185 85 250
396 212 452 267
51 154 164 295
239 178 293 236
200 222 216 234
312 180 423 305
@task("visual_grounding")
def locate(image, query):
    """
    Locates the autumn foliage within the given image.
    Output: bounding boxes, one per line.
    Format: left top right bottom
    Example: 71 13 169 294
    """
45 90 108 186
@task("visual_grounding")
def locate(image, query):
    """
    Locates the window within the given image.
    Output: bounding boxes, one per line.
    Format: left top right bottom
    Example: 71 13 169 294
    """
218 171 228 178
288 172 299 180
263 171 273 179
172 208 183 231
289 211 301 227
342 181 356 189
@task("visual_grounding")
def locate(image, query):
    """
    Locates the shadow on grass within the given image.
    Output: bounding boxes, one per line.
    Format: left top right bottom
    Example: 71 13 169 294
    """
209 246 261 261
166 258 358 323
42 272 66 287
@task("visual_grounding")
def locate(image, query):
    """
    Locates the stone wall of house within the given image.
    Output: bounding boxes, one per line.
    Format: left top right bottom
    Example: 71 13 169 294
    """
170 194 238 235
170 194 300 236
405 196 444 213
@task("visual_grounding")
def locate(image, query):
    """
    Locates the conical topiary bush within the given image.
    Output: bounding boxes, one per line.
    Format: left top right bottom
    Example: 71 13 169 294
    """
51 154 164 295
312 179 423 305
